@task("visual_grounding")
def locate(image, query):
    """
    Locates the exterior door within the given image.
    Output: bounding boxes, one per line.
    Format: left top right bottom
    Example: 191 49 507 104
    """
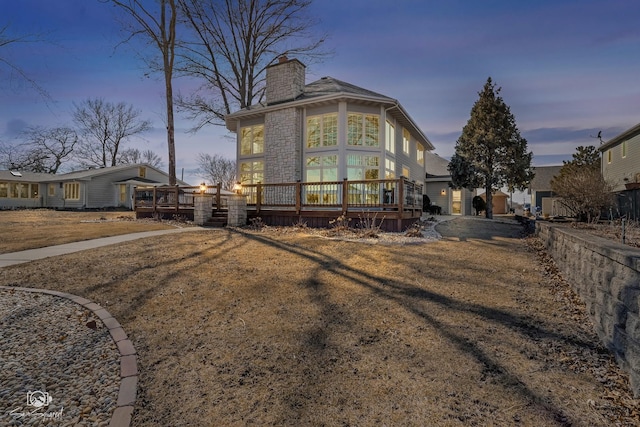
452 190 462 214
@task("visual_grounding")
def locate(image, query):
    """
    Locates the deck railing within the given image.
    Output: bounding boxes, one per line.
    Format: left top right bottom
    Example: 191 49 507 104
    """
134 184 227 213
242 178 422 214
134 178 423 217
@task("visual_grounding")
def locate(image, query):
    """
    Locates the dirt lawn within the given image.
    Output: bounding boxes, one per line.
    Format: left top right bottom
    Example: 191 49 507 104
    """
0 210 176 254
1 212 639 426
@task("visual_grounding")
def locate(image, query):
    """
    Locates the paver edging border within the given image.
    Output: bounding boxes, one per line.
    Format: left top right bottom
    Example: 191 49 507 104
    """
0 285 137 427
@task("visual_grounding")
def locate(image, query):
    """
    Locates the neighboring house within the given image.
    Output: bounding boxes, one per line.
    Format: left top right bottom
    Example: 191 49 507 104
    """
480 190 510 214
0 164 184 210
528 165 572 217
424 152 473 215
599 122 640 219
224 56 434 196
599 122 640 192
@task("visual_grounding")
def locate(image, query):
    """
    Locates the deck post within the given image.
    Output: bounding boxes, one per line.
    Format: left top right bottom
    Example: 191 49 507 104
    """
256 183 262 214
215 183 222 210
397 178 405 231
295 181 301 214
227 194 247 227
152 187 157 214
194 193 213 225
175 185 179 213
342 178 349 213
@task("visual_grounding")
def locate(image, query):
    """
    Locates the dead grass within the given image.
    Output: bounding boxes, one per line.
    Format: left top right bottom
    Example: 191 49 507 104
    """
0 210 177 253
1 213 638 425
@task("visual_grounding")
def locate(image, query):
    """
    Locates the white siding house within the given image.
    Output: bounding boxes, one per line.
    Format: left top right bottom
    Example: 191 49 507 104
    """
0 164 184 210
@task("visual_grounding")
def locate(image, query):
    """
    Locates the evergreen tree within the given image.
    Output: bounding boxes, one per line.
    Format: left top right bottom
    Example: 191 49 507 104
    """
448 77 534 218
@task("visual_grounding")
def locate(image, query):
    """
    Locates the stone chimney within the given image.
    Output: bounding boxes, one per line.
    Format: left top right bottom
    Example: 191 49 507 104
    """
265 56 306 105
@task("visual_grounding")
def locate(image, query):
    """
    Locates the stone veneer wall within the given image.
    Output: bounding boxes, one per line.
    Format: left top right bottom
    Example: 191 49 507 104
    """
264 108 301 183
265 58 305 105
537 222 640 396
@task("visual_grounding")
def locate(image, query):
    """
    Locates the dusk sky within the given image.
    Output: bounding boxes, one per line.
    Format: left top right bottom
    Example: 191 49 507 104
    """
1 0 639 185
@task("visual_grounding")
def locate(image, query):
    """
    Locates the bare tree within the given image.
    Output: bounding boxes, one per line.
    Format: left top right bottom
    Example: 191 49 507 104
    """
106 0 178 184
196 153 236 190
119 147 163 167
72 98 151 168
551 146 614 222
177 0 328 130
0 24 50 101
0 127 78 173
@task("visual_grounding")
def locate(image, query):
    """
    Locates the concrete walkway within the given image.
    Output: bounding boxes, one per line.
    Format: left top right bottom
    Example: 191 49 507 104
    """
0 227 206 268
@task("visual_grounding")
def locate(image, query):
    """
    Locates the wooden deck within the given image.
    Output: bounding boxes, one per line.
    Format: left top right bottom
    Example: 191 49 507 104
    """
134 178 424 232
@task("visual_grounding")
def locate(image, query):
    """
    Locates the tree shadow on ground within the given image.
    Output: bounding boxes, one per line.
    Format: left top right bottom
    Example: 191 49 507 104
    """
232 227 591 425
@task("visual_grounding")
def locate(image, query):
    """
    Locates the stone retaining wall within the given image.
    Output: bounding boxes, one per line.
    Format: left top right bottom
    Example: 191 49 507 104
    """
536 222 640 396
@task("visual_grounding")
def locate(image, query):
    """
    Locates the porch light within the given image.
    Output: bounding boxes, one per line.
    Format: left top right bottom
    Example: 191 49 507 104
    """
233 182 242 195
440 189 447 196
199 182 207 194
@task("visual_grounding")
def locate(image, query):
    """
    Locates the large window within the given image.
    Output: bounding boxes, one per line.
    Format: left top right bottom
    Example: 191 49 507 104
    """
48 184 55 197
64 182 80 200
385 121 395 153
307 114 337 148
417 143 425 166
239 161 264 184
402 165 410 179
403 129 410 154
347 155 379 180
240 125 264 155
348 113 379 147
6 183 36 198
306 155 338 182
385 159 395 179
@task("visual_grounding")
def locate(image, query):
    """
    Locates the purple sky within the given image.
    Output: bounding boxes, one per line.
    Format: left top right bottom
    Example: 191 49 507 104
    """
1 0 639 184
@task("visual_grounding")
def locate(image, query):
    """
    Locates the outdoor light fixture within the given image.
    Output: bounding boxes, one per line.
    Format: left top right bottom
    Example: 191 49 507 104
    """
233 182 242 195
199 182 207 194
441 189 447 196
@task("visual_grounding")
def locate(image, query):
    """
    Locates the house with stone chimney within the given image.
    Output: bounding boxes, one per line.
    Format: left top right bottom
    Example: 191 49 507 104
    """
225 57 434 192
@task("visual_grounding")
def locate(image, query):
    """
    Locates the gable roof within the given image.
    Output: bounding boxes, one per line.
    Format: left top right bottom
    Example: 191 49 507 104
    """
425 152 451 178
225 76 434 150
600 122 640 151
529 166 562 191
0 170 52 182
1 164 188 185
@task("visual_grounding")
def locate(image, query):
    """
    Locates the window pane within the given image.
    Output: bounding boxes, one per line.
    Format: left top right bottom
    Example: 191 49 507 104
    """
347 168 363 180
307 156 320 167
9 183 19 198
324 168 338 181
323 114 337 146
240 128 252 155
386 121 395 153
365 169 379 179
0 183 7 197
253 126 264 154
365 115 379 147
30 183 39 198
306 169 321 182
323 155 338 166
307 117 320 148
347 114 362 146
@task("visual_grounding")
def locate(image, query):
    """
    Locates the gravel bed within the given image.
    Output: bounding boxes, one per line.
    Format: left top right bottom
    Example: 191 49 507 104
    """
0 289 120 426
